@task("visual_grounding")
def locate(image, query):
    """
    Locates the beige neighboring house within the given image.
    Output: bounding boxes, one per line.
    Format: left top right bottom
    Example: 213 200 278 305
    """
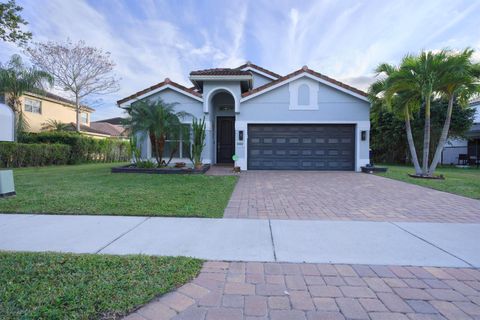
1 91 121 139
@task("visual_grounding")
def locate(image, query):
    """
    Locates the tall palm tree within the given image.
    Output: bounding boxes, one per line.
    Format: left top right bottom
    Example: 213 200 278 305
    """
0 54 53 139
400 51 448 174
124 98 190 166
369 63 422 175
429 49 480 174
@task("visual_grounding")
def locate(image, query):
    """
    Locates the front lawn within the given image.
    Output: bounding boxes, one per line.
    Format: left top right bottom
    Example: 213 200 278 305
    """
0 252 202 320
376 165 480 199
0 163 237 217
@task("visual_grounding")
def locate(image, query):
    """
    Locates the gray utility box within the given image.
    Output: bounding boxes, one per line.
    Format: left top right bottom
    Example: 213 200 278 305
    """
0 170 15 198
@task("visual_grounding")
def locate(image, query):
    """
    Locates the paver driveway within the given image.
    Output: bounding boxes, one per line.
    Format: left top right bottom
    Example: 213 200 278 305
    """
125 261 480 320
223 171 480 222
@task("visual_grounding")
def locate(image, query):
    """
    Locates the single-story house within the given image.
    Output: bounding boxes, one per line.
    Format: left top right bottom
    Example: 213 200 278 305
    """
441 99 480 165
117 62 371 171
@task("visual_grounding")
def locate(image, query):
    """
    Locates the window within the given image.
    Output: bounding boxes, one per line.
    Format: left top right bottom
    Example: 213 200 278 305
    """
24 98 41 114
298 84 310 105
152 124 192 159
81 113 88 124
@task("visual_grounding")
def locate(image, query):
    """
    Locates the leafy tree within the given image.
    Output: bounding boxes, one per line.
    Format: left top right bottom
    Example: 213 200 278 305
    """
124 99 189 166
0 54 53 139
26 39 119 132
0 0 32 45
41 119 70 132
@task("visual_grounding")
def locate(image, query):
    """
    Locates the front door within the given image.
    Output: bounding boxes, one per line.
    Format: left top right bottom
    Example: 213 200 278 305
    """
217 117 235 163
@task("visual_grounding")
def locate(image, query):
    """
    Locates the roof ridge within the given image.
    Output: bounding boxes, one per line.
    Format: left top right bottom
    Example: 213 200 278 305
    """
236 62 282 79
117 78 202 105
242 67 367 98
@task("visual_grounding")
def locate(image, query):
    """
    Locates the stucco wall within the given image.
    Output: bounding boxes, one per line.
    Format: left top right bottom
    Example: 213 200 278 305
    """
251 73 273 88
235 77 371 171
20 94 92 132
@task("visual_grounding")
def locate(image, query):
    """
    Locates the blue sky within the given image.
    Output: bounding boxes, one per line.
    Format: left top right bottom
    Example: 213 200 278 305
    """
1 0 479 120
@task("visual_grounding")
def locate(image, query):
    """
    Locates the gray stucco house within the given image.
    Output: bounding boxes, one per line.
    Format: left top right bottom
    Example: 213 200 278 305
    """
117 62 371 171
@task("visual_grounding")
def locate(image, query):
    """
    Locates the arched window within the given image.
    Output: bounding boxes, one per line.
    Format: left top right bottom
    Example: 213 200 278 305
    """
298 84 310 105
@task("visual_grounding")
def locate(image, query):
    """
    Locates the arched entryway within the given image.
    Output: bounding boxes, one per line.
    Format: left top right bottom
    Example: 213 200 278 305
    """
208 90 236 164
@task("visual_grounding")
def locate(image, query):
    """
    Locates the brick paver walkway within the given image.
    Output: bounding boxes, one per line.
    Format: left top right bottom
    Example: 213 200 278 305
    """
125 261 480 320
223 171 480 222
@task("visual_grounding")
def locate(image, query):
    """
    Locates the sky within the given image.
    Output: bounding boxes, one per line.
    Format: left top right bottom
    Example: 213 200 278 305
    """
1 0 479 121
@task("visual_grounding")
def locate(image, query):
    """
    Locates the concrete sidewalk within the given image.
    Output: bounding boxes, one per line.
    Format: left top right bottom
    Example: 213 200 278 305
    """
0 214 479 268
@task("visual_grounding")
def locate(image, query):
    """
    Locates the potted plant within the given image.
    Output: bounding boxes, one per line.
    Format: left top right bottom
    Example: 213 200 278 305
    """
190 116 206 169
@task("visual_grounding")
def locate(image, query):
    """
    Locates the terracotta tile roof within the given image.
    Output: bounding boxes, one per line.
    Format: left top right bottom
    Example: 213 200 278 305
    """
190 68 251 76
67 122 112 136
117 78 202 105
90 122 127 137
242 66 368 98
92 117 125 125
236 62 282 79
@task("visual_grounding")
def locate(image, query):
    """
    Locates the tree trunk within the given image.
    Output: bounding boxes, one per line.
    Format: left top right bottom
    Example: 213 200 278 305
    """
422 95 431 175
157 135 166 166
405 109 422 175
75 94 81 132
429 95 454 175
149 132 160 165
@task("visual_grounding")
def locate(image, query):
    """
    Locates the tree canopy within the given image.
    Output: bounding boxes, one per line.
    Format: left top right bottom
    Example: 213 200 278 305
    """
0 0 32 45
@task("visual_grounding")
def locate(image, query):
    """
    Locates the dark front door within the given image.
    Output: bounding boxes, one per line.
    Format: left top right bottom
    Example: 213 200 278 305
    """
247 124 355 170
217 117 235 163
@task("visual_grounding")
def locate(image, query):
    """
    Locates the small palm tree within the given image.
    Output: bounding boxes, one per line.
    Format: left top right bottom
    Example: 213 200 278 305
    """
0 54 54 139
124 98 190 166
41 119 70 132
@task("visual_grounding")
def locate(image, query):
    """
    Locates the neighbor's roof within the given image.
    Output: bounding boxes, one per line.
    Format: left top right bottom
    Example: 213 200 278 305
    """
66 123 111 136
92 117 125 125
117 78 202 105
25 91 95 112
236 62 282 79
470 98 480 106
90 122 126 137
242 66 368 98
190 68 251 76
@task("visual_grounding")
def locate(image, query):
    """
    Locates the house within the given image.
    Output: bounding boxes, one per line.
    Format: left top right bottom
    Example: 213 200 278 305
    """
441 99 480 165
117 62 371 171
90 118 128 139
0 91 123 139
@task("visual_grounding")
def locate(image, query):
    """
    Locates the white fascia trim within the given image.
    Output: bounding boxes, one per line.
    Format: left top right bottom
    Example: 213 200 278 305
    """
189 75 252 81
241 72 369 103
236 120 370 126
118 84 203 107
239 67 278 80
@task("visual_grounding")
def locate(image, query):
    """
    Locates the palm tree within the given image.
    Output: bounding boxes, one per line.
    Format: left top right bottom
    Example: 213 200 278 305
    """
369 62 423 175
41 119 70 132
124 98 190 166
429 49 480 174
0 54 54 139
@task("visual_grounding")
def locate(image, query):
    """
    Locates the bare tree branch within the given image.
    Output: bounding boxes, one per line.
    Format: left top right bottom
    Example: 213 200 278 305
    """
25 39 120 131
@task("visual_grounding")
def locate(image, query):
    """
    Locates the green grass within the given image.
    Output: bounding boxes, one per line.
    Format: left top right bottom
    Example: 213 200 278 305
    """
0 251 202 320
0 163 237 217
376 164 480 199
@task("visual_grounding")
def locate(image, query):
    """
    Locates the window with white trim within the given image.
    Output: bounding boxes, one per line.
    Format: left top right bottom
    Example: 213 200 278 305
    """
152 124 192 159
24 98 41 114
289 78 319 110
81 113 88 124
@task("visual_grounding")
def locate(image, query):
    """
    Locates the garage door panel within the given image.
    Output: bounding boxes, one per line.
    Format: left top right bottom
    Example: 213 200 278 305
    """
248 124 355 171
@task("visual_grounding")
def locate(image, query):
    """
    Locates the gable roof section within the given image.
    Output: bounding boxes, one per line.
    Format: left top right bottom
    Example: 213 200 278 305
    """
25 91 95 112
241 66 369 102
236 62 281 79
117 78 202 106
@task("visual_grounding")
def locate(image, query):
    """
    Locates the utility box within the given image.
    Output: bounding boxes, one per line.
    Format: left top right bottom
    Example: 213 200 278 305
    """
0 170 15 198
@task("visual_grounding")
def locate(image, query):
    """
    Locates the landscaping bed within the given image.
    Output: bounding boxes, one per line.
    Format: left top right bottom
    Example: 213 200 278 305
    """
376 164 480 199
0 251 202 320
0 163 237 217
111 163 210 174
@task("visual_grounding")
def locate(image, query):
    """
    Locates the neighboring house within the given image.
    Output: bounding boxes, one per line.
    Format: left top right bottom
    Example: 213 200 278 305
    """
0 91 122 139
117 62 371 171
441 99 480 165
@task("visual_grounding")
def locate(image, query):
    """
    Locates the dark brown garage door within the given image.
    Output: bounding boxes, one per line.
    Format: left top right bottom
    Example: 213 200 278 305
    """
248 124 355 170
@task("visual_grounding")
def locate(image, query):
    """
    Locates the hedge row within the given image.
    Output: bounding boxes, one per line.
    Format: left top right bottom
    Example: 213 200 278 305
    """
0 142 71 167
19 132 131 164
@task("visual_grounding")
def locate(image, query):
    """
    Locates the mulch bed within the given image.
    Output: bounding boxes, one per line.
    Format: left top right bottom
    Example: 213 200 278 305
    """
111 164 210 174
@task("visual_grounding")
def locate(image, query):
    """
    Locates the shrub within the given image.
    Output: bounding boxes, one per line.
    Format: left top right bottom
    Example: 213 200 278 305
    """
0 142 71 167
19 132 130 164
